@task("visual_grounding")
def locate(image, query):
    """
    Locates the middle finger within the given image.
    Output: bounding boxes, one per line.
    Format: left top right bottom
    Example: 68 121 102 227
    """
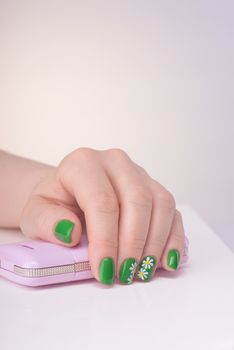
103 149 153 284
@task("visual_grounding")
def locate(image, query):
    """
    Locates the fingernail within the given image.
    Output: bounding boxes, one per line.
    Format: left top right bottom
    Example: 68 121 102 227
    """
137 255 157 282
54 219 74 243
167 249 180 270
99 257 115 285
119 257 138 284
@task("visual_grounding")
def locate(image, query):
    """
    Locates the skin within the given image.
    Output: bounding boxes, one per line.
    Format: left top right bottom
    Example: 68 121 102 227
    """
0 148 185 283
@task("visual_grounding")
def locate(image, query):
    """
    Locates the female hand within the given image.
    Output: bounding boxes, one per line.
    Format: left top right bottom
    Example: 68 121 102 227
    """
20 148 185 285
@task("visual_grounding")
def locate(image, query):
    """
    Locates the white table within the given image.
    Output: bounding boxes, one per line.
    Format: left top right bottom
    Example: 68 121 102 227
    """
0 205 234 350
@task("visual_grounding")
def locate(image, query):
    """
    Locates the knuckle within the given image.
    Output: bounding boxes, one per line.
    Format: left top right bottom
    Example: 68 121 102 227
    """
106 148 129 161
151 236 167 252
92 190 119 214
174 210 185 234
156 191 176 211
58 148 98 182
90 237 118 249
128 186 153 209
61 147 97 166
37 208 50 232
175 209 182 220
172 232 185 247
73 147 97 160
135 164 150 178
125 237 146 251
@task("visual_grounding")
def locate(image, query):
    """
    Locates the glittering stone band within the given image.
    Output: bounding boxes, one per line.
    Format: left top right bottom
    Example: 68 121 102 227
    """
14 261 91 278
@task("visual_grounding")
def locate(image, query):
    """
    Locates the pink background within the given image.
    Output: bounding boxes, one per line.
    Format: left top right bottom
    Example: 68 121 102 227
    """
0 0 233 249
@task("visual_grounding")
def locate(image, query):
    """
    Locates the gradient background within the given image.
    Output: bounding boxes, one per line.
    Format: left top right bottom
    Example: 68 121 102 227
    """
0 0 233 250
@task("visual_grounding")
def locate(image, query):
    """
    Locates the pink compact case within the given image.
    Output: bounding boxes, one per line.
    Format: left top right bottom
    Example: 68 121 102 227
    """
0 234 189 287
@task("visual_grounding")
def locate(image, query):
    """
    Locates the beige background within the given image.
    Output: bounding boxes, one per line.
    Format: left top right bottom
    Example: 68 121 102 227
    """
0 0 233 249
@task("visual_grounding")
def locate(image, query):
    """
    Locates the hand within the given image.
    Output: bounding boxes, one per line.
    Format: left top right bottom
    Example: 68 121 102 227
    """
20 148 185 285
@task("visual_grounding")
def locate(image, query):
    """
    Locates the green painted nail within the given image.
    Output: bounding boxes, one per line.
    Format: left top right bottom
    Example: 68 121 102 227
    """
99 257 115 285
119 258 138 284
54 219 74 243
167 249 180 270
137 255 157 282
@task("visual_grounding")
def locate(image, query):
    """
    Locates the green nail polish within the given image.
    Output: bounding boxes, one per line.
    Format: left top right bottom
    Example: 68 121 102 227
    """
167 249 180 270
54 219 74 243
137 255 156 282
119 258 138 284
99 257 115 285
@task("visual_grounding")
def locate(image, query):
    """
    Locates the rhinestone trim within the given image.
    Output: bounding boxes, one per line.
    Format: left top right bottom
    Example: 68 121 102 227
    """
74 261 91 272
14 261 91 278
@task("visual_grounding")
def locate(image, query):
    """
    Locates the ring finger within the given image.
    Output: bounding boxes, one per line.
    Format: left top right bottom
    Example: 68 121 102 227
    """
135 179 176 282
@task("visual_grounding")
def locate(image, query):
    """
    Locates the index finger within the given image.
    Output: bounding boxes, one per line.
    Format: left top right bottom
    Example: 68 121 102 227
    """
59 150 119 285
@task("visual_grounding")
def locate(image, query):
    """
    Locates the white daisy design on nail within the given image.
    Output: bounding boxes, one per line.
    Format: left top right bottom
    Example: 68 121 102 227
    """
137 268 149 281
142 256 155 270
129 261 138 274
126 261 138 284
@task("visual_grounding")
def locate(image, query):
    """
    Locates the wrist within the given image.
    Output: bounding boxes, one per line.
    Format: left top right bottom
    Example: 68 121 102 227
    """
0 150 56 228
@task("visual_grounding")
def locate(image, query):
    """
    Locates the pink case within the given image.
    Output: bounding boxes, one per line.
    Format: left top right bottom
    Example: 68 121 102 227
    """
0 234 189 287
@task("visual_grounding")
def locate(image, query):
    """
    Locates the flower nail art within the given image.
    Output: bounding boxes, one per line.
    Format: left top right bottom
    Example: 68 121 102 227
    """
129 261 138 275
119 258 138 284
141 256 155 270
127 261 138 284
137 255 156 282
137 268 149 281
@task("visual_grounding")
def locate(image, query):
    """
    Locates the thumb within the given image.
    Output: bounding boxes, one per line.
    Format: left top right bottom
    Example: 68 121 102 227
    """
20 195 82 247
